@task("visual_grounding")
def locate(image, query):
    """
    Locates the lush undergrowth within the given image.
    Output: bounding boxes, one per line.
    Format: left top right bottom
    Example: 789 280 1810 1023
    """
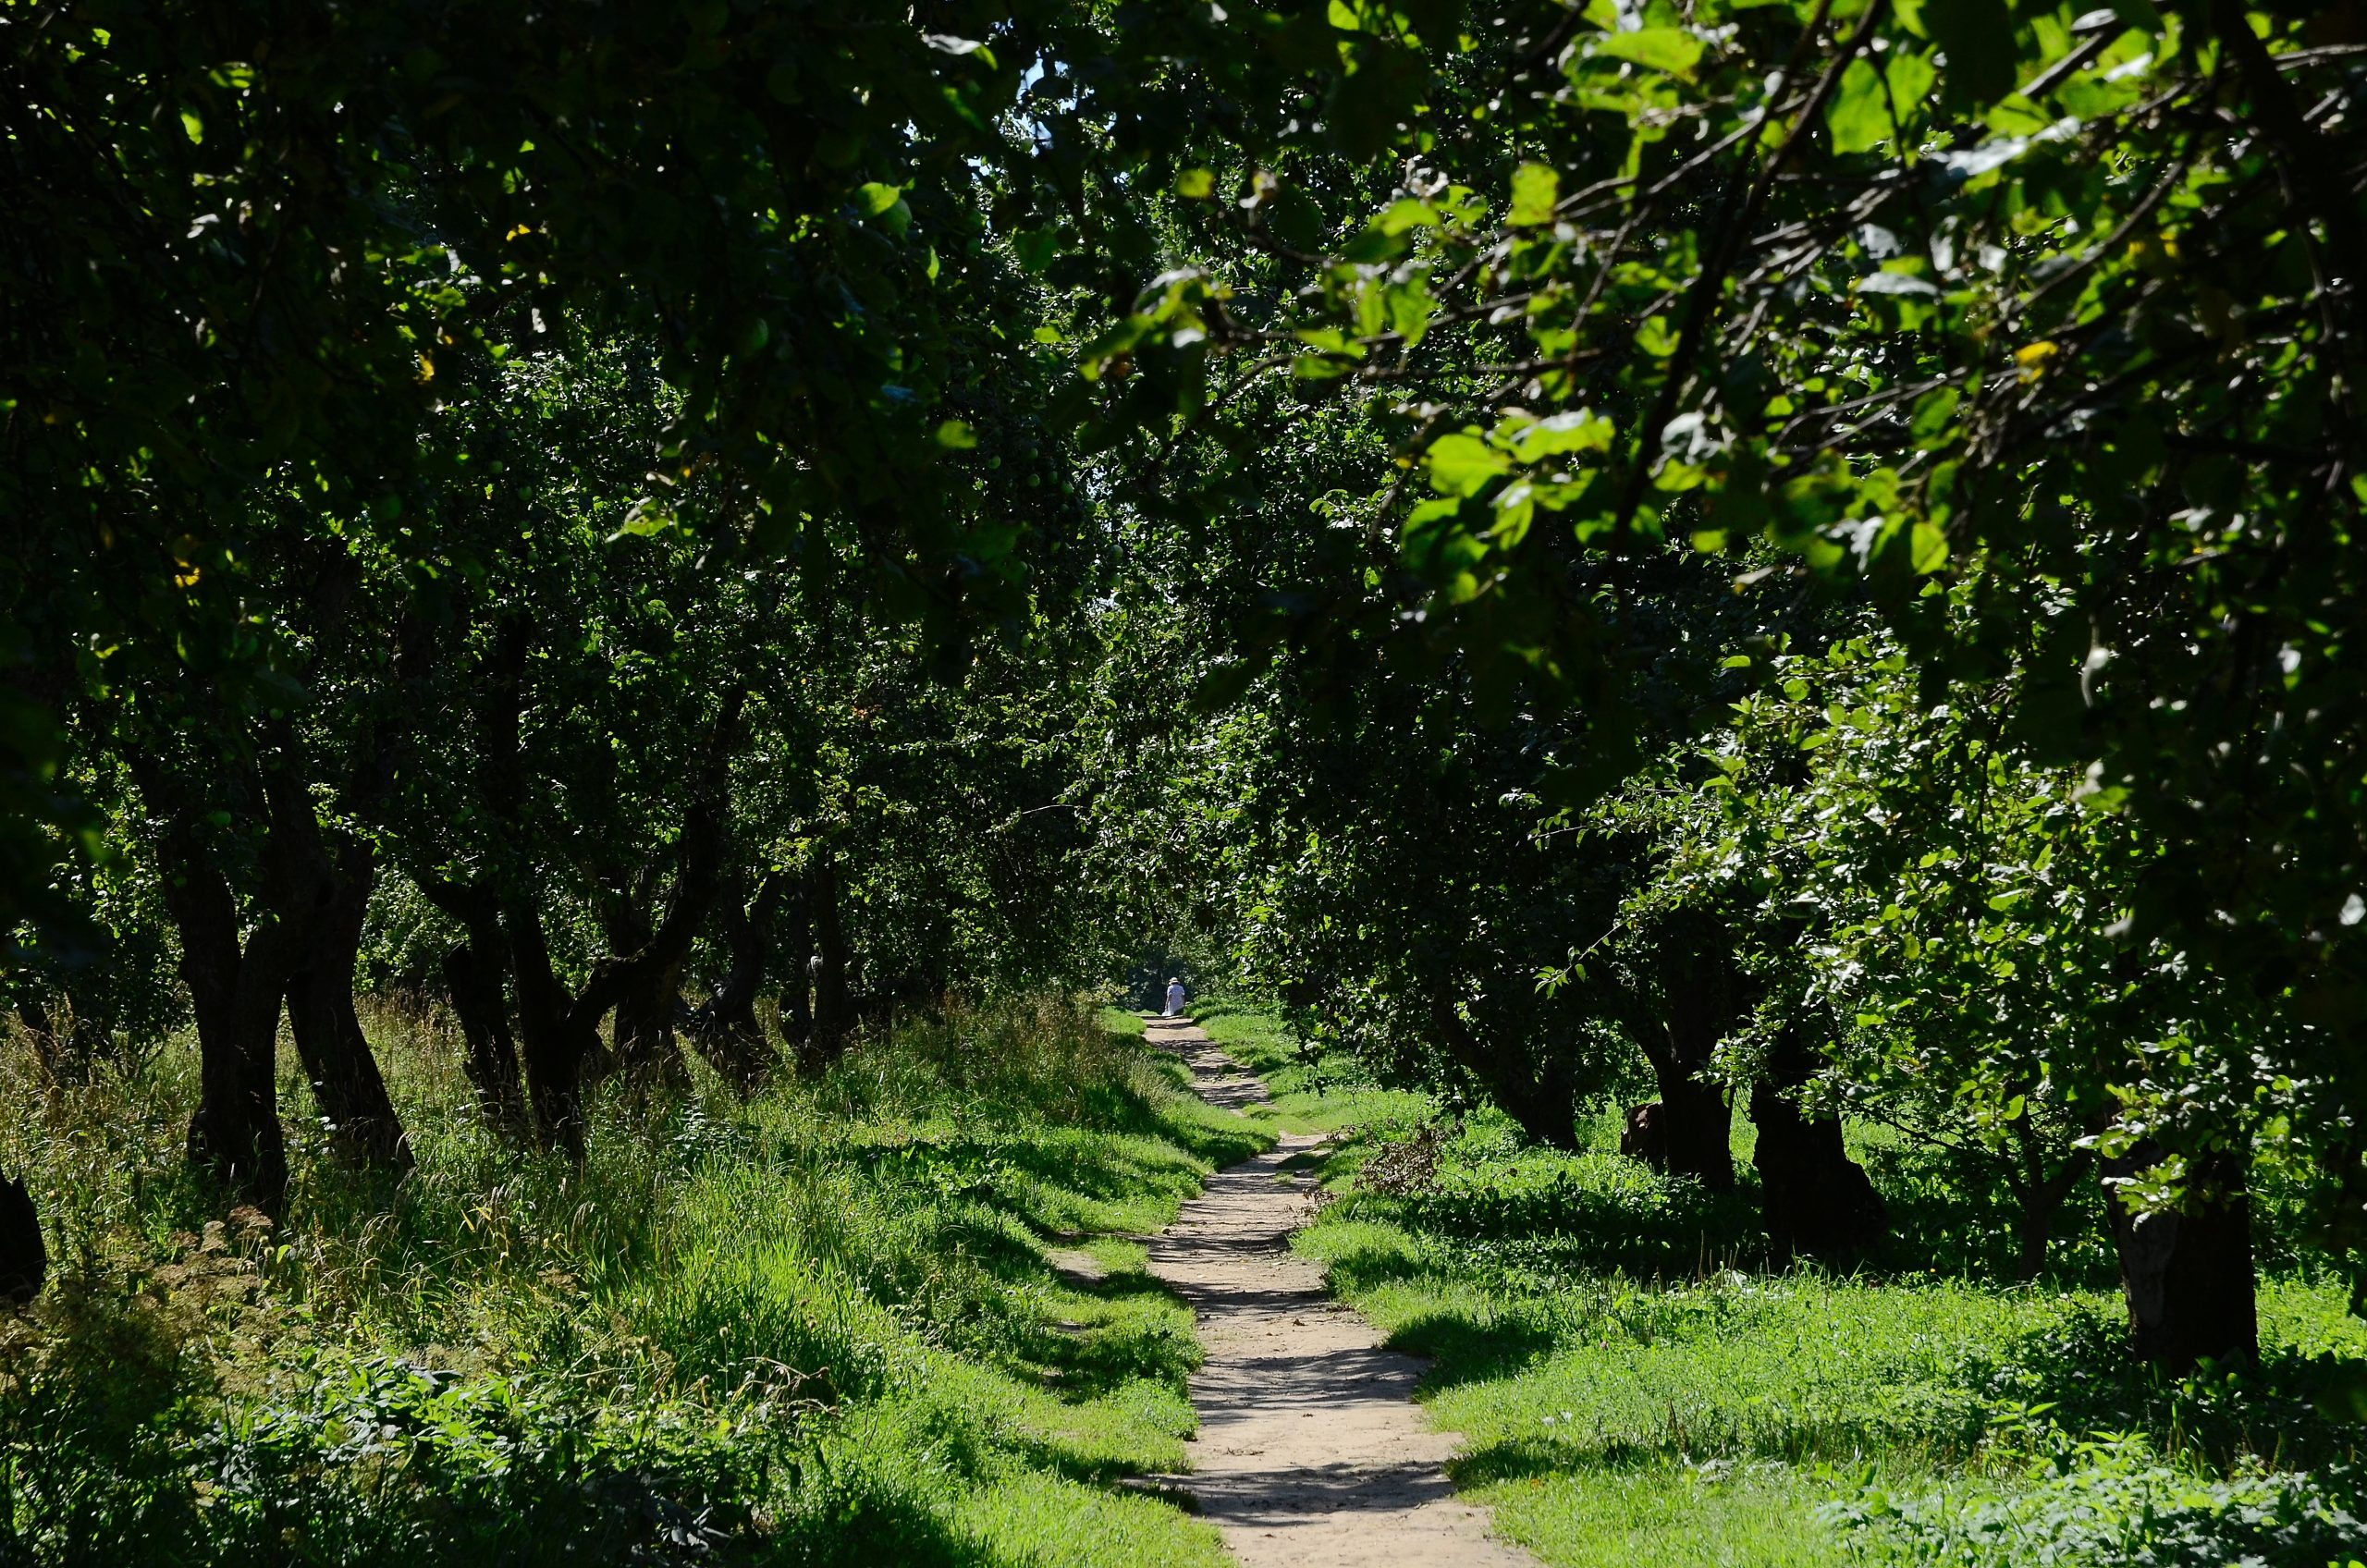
1212 1010 2367 1568
0 998 1261 1566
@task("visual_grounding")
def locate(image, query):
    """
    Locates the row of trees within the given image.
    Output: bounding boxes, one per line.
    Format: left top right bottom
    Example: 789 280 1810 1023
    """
6 0 2365 1374
1084 0 2367 1372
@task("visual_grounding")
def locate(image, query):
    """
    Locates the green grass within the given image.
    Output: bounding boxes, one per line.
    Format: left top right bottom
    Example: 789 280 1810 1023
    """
0 996 1264 1565
1181 1008 2367 1568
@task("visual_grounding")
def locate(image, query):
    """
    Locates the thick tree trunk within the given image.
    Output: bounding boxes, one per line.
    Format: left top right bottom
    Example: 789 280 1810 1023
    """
688 872 785 1096
611 959 687 1090
1628 926 1746 1191
283 841 411 1170
2104 1139 2258 1369
1639 1053 1733 1190
1749 1031 1883 1259
140 763 292 1207
1428 992 1579 1147
504 900 596 1154
441 937 525 1133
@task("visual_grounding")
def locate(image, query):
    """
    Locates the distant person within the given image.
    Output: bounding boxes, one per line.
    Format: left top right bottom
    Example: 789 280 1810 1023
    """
1163 977 1186 1017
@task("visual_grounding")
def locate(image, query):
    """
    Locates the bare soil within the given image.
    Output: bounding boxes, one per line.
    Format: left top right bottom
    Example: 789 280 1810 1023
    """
1141 1015 1537 1568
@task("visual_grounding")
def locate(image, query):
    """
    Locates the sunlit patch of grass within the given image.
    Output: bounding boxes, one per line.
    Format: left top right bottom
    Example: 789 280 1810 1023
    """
0 996 1265 1563
1268 1032 2367 1568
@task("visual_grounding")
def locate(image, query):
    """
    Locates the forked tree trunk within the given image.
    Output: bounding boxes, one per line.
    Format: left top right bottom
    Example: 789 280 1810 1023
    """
441 937 525 1133
2006 1137 2093 1282
1427 992 1579 1148
2104 1139 2258 1369
1630 927 1745 1191
283 839 411 1170
689 872 787 1096
139 760 295 1208
1749 1029 1883 1259
505 899 601 1154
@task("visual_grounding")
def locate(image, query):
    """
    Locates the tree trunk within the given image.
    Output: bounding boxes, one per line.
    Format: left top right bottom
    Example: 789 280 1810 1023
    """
775 882 814 1053
283 839 411 1170
1640 1053 1733 1190
688 871 785 1096
13 996 67 1083
504 899 596 1154
803 861 854 1072
2104 1139 2258 1370
1749 1030 1883 1259
2008 1141 2093 1282
441 937 525 1133
140 763 292 1207
1427 992 1578 1147
611 958 687 1090
1629 926 1745 1191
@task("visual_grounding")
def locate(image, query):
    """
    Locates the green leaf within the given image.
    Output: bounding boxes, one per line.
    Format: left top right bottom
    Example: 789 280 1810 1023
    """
1908 387 1961 446
1884 50 1938 128
934 420 977 449
856 182 904 216
1827 59 1890 153
1508 163 1559 227
1910 521 1950 574
1425 432 1512 496
1505 410 1613 461
1594 27 1706 78
1635 315 1679 358
1012 228 1059 274
1175 167 1215 199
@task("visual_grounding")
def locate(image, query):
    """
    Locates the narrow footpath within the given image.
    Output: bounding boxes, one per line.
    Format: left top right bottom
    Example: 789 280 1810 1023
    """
1140 1014 1537 1568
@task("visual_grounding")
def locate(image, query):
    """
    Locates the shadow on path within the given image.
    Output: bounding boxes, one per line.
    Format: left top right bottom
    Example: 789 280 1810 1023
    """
1141 1014 1536 1568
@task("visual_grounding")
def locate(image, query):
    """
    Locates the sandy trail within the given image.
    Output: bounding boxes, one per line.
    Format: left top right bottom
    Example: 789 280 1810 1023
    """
1141 1014 1536 1568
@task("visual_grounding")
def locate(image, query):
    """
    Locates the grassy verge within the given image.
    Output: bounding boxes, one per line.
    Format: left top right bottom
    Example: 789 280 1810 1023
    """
1194 1009 2367 1567
0 998 1265 1565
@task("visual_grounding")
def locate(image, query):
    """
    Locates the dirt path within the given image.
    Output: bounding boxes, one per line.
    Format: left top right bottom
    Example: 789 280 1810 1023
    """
1141 1015 1537 1568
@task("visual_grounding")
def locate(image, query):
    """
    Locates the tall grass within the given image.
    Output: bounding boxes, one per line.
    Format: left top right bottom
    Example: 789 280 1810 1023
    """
0 996 1261 1566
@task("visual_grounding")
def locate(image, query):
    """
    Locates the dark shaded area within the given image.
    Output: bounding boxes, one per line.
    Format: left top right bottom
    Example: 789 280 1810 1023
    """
0 1171 43 1303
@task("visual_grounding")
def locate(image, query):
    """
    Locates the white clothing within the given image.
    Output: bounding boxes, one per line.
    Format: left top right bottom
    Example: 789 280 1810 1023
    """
1163 983 1186 1016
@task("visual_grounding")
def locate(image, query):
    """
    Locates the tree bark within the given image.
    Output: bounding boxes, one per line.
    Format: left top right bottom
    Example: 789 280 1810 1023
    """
802 859 854 1073
688 870 786 1096
1427 991 1580 1148
1628 925 1745 1191
1748 1029 1883 1259
610 957 688 1090
13 996 67 1083
504 898 601 1154
2104 1138 2259 1370
281 827 410 1170
2007 1136 2093 1282
440 936 525 1132
775 881 814 1054
137 758 293 1208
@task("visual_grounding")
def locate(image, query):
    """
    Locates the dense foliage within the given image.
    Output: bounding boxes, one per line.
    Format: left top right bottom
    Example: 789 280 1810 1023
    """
6 0 2367 1560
